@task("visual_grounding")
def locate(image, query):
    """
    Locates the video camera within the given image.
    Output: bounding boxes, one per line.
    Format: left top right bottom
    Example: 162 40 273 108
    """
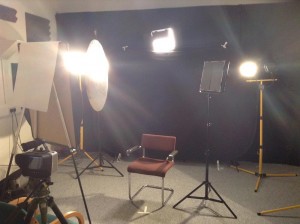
15 141 58 179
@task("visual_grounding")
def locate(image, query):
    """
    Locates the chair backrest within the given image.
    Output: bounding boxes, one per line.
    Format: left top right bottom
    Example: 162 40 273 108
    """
141 134 176 153
0 201 27 224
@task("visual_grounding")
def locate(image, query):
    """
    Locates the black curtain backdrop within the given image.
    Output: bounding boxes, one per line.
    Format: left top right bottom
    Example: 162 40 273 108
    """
56 2 300 165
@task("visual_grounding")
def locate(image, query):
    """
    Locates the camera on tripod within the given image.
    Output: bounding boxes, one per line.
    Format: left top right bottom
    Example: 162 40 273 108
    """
15 148 58 179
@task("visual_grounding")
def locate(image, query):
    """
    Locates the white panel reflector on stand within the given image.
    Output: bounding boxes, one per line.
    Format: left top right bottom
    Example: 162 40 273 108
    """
12 42 59 112
29 43 79 148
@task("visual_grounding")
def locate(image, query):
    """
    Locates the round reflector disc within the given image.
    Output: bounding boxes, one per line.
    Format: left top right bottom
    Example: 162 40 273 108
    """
85 39 109 111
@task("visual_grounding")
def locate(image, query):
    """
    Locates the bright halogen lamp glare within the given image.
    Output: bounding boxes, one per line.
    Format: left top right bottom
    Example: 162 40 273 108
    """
62 40 109 112
62 51 87 75
151 28 176 53
239 61 258 78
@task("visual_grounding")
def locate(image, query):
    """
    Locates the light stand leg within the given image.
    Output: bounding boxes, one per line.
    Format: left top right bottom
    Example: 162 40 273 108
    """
59 122 100 168
52 83 92 224
76 151 124 178
70 149 92 224
24 198 39 224
258 204 300 215
47 196 68 224
231 80 297 192
173 162 237 218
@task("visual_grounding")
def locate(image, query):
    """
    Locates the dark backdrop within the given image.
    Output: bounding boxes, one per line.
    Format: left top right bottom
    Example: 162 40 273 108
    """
56 2 300 165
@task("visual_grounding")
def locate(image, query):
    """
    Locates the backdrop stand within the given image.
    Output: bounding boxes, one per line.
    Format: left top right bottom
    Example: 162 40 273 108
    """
230 79 297 192
173 61 236 219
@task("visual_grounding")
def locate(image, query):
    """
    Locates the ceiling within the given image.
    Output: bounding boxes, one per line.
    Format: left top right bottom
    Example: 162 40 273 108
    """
44 0 291 13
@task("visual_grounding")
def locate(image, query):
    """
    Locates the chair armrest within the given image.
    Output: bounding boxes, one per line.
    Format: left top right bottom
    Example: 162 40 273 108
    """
167 150 178 161
51 211 84 224
126 145 142 156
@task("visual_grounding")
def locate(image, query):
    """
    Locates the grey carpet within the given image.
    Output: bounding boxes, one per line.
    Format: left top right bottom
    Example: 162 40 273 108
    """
47 154 300 224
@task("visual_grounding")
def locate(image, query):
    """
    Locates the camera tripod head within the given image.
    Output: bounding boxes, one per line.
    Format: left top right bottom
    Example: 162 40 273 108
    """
26 178 52 198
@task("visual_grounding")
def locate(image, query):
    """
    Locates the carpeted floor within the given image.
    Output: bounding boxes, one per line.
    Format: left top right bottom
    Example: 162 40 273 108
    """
47 153 300 224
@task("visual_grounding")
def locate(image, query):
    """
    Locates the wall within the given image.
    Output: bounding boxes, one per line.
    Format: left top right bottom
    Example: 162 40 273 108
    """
0 0 57 179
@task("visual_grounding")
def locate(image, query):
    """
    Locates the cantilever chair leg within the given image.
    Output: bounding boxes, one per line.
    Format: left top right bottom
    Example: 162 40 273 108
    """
128 173 174 207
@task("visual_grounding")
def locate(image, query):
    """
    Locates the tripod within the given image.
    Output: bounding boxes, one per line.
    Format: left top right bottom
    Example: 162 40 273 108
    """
6 179 68 224
231 79 297 192
77 150 124 178
173 93 237 218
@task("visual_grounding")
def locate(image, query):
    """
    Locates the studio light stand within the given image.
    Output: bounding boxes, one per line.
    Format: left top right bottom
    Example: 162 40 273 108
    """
75 112 123 178
61 38 123 178
62 112 124 179
173 61 237 219
230 79 297 192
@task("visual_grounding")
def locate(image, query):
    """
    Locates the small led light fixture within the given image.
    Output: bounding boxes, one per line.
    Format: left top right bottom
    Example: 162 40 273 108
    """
151 28 176 53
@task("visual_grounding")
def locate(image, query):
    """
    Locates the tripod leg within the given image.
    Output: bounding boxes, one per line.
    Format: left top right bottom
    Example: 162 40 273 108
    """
173 181 206 208
47 196 68 224
76 155 100 178
58 151 77 164
24 198 39 224
84 152 124 177
102 157 124 177
255 175 262 192
71 150 92 224
208 183 237 218
39 197 48 224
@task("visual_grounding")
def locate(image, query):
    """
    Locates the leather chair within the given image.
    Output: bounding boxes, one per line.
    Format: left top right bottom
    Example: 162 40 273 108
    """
127 134 178 207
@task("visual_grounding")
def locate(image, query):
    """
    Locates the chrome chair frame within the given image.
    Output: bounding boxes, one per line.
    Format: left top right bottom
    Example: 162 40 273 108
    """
127 134 178 208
